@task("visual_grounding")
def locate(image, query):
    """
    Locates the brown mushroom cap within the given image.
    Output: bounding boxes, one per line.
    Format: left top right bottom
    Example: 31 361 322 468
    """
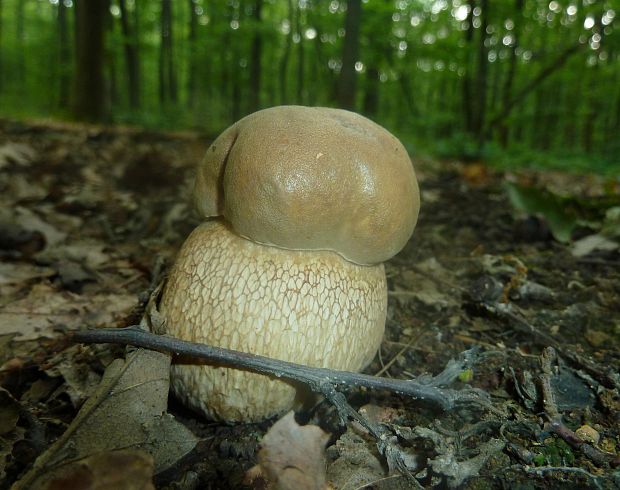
193 106 419 265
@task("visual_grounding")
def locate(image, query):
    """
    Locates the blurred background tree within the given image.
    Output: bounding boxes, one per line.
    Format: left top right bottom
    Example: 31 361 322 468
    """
0 0 617 172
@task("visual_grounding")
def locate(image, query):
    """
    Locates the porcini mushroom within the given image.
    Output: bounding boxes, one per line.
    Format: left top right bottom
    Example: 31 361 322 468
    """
157 106 420 422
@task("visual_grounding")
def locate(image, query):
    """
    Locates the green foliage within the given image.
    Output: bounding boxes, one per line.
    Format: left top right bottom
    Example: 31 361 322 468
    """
0 0 617 172
533 438 576 467
505 180 620 242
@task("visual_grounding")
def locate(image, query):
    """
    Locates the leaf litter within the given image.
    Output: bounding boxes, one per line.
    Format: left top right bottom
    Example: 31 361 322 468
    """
0 120 619 488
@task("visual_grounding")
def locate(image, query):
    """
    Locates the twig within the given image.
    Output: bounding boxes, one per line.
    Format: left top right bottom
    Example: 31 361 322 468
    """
521 465 606 489
477 301 620 390
71 327 497 486
71 327 494 414
374 334 420 377
539 347 619 468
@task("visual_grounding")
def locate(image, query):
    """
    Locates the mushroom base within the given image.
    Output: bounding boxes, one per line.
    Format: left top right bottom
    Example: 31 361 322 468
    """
157 220 387 422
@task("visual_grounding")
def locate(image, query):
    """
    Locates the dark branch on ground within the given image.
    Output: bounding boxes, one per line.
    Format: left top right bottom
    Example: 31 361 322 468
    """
71 327 494 415
71 326 500 485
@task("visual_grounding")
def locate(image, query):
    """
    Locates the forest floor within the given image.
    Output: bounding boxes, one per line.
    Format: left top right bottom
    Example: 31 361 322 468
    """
0 119 619 489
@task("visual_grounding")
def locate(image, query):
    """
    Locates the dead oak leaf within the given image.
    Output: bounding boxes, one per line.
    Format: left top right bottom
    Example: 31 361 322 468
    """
247 411 330 490
0 283 136 340
38 449 154 490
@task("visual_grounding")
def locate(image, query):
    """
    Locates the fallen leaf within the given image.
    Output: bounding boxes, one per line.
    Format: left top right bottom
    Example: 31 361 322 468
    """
36 449 155 490
0 142 37 169
248 411 329 490
0 262 55 291
13 348 197 489
571 234 618 257
0 222 46 257
0 387 21 435
505 181 580 243
0 207 66 247
0 284 137 340
44 347 103 407
325 430 386 490
0 387 26 481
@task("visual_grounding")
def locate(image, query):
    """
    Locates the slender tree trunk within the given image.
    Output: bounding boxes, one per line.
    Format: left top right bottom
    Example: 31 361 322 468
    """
362 67 379 117
58 0 71 107
499 0 524 147
561 72 581 149
582 13 606 152
15 0 25 87
119 0 141 109
296 4 304 104
486 41 585 132
187 0 198 107
533 85 554 150
159 0 177 105
106 6 119 108
249 0 262 113
474 0 489 147
337 0 361 110
229 3 241 122
462 0 475 133
72 0 108 121
0 0 3 93
279 0 293 104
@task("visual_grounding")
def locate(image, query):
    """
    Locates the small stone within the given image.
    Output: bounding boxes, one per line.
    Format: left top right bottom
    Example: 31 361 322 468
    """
575 425 600 445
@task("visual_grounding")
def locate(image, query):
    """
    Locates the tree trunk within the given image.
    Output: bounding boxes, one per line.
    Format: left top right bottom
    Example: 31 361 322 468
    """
296 3 304 104
362 67 379 117
72 0 108 121
57 0 71 108
0 0 3 93
279 0 293 105
487 41 584 133
159 0 177 105
119 0 141 109
474 0 489 147
15 0 26 87
187 0 198 107
106 5 119 107
228 3 241 122
498 0 524 147
461 0 475 133
249 0 262 113
337 0 361 110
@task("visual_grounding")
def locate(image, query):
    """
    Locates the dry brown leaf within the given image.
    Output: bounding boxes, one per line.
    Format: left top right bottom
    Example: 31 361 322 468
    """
36 449 155 490
0 283 136 340
249 411 329 490
325 430 387 490
12 348 197 489
0 142 37 168
0 387 26 481
0 263 55 297
0 207 66 246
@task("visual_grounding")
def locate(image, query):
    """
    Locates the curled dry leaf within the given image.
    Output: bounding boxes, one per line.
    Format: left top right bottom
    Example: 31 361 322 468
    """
246 411 330 490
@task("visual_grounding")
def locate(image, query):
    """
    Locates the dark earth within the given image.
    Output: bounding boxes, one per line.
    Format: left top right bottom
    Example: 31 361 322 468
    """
0 119 618 489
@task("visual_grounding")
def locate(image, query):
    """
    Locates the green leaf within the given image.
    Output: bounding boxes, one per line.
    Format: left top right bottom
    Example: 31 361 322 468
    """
505 182 579 243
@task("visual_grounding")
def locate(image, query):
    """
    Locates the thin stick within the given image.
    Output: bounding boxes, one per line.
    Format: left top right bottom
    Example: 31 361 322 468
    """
71 327 493 413
539 347 619 468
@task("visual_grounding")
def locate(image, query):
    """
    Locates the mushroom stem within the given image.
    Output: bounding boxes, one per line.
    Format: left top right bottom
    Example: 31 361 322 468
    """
157 220 387 421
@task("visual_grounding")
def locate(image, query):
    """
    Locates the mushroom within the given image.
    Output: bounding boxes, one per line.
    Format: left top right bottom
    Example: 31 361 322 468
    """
157 106 420 422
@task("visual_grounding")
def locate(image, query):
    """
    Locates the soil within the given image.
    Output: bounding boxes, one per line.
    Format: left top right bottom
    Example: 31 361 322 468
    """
0 119 618 489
